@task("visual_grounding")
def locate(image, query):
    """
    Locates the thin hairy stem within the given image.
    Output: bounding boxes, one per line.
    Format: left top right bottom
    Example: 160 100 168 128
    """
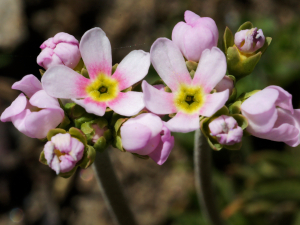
194 129 224 225
93 149 138 225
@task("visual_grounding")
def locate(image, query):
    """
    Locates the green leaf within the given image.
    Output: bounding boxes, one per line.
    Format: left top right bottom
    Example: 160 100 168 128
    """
69 127 87 146
228 101 242 114
72 104 86 118
237 21 253 32
58 116 71 129
47 128 67 141
223 27 234 55
79 145 96 169
114 118 128 133
59 166 78 178
39 151 48 165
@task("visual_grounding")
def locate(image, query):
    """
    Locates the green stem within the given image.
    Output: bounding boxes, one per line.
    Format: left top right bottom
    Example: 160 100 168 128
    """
194 129 224 225
93 149 138 225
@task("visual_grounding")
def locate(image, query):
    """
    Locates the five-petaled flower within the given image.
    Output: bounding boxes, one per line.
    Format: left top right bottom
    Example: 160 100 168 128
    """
142 38 229 133
42 27 150 117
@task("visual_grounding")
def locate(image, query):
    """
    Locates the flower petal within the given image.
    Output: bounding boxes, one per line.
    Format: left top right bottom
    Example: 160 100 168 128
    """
192 47 227 93
72 97 107 116
142 81 177 115
199 90 229 117
44 141 55 165
11 109 33 138
166 112 199 133
51 133 72 153
241 89 279 133
121 123 152 153
50 156 60 174
150 38 192 91
29 90 62 111
266 85 293 114
1 93 27 122
149 123 174 165
69 137 84 161
107 92 144 116
112 50 150 90
59 155 76 173
12 75 42 98
80 27 112 79
42 65 90 99
24 108 65 139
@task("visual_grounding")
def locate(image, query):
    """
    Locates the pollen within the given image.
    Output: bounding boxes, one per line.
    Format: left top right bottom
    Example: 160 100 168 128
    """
174 84 205 114
86 74 119 102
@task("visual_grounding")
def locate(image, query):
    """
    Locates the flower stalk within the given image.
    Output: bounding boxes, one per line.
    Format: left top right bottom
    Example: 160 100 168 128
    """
93 148 138 225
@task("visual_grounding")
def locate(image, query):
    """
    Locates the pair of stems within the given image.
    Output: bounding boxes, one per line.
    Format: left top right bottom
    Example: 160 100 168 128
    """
92 130 223 225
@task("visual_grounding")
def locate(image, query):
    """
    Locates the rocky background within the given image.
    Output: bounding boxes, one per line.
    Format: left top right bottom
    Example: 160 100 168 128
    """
0 0 300 224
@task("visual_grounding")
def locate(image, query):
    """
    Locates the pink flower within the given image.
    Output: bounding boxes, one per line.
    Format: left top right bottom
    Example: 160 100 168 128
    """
37 32 81 70
209 115 243 145
120 113 174 165
235 28 265 54
172 10 218 62
0 75 64 139
142 38 229 133
215 76 234 95
42 28 150 117
44 133 84 174
241 86 300 147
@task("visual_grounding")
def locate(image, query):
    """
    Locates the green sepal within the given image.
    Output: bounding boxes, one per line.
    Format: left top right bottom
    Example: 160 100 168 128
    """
223 27 234 55
152 79 165 86
131 153 149 160
227 87 237 104
229 101 242 114
258 37 272 55
114 118 128 133
47 128 67 141
39 69 45 77
81 122 94 135
58 116 71 130
81 68 89 78
237 21 253 32
223 141 242 150
39 151 48 165
79 145 96 169
212 106 229 117
232 114 248 130
74 114 96 128
69 127 87 146
186 60 198 72
236 90 261 102
164 86 172 93
114 136 125 152
59 166 78 178
227 46 262 79
73 58 84 72
94 136 107 152
112 63 118 74
103 129 112 141
122 86 132 93
189 70 195 79
169 113 176 118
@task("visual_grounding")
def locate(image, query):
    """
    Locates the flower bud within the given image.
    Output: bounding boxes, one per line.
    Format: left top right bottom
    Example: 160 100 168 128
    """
120 113 174 165
209 115 243 145
37 32 81 70
235 28 265 54
215 76 234 95
43 133 84 174
172 10 218 62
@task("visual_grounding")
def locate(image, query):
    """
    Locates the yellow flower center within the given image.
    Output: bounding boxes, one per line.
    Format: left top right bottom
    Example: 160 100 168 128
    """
54 149 65 162
85 74 119 102
174 84 205 114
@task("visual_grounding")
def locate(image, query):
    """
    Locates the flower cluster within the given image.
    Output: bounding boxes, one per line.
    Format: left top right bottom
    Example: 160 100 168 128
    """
1 10 299 177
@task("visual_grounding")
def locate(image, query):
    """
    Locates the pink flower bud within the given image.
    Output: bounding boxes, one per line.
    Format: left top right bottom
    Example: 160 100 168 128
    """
91 124 107 143
209 115 243 145
172 10 218 62
215 76 234 95
37 32 81 70
43 133 84 174
234 28 265 54
120 113 174 165
0 75 64 139
241 86 300 147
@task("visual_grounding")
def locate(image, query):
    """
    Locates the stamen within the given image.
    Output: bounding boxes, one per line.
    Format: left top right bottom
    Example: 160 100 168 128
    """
185 95 194 105
99 86 107 93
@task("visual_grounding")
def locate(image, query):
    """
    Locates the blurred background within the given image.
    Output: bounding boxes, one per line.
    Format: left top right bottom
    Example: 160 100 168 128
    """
0 0 300 224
